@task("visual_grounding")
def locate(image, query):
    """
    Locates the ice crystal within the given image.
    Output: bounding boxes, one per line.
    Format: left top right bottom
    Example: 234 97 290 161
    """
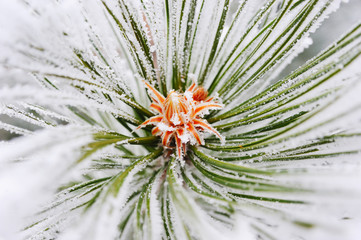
1 0 361 240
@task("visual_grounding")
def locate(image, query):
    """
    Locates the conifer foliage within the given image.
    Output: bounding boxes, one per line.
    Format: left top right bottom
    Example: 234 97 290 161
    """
1 0 361 239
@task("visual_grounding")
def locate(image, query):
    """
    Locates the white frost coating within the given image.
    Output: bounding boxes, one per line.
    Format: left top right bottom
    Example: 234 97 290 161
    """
178 131 191 144
148 173 163 240
230 215 257 240
0 125 94 240
23 103 74 123
0 0 361 239
58 155 155 240
303 36 313 46
218 34 361 128
170 113 181 125
217 0 346 105
0 122 32 136
0 85 138 128
261 0 344 84
169 163 236 240
156 122 175 132
281 78 361 144
0 104 54 128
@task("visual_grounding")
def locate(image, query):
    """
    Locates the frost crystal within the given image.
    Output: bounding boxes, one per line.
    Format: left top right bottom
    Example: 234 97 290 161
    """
1 0 361 240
